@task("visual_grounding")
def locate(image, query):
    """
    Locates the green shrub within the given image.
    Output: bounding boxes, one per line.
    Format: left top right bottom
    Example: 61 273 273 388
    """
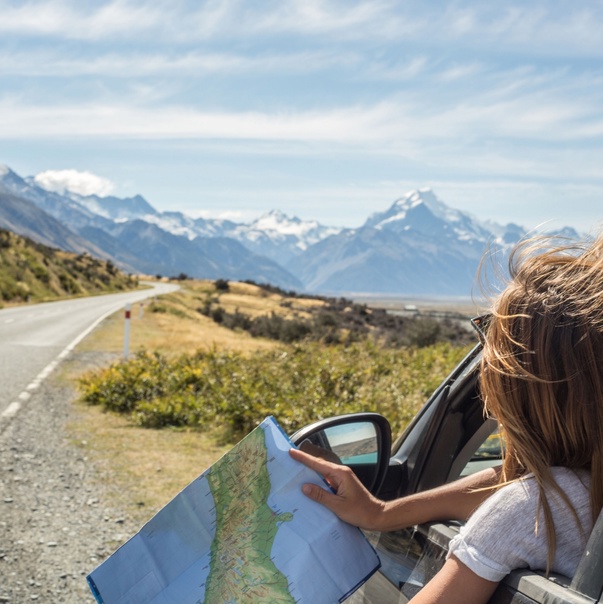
214 278 230 291
78 341 471 442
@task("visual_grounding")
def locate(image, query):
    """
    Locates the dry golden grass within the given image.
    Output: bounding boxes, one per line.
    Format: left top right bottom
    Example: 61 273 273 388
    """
77 291 279 356
66 280 471 525
216 281 324 319
68 396 230 524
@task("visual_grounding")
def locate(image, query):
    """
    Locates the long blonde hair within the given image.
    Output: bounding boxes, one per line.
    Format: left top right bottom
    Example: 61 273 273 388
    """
479 235 603 573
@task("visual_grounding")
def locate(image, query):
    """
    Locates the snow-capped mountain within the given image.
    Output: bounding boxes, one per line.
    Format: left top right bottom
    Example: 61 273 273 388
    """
288 189 580 295
63 180 340 260
0 162 582 295
67 192 158 222
223 210 342 265
0 164 303 288
366 189 490 241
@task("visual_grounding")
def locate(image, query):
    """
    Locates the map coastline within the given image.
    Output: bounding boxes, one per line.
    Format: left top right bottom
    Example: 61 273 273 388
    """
203 423 295 603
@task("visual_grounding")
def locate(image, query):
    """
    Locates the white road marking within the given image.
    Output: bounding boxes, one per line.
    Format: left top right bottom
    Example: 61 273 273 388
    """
1 303 126 423
2 402 21 418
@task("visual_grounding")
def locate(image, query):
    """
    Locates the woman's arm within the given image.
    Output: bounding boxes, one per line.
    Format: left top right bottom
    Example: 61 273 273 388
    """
289 447 500 531
409 556 499 604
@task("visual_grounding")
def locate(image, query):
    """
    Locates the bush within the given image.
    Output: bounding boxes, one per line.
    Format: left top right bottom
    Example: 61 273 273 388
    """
214 278 230 292
78 341 471 442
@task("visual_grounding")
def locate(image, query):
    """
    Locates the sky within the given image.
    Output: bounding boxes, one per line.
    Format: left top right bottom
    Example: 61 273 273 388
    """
1 0 603 233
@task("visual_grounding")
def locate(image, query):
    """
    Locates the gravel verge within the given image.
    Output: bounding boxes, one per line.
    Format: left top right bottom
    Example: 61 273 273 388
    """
0 351 139 603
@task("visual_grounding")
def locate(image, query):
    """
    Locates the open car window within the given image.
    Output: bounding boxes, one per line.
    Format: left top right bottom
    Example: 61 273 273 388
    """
458 422 504 478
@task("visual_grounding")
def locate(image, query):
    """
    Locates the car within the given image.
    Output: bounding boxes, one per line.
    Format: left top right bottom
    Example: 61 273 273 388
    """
290 342 603 604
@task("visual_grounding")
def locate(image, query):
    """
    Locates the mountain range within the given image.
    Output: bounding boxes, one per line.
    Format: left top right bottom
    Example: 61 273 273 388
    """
0 163 580 295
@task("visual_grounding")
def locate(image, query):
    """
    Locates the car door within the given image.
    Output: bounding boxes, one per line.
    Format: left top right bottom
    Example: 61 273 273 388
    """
344 345 602 604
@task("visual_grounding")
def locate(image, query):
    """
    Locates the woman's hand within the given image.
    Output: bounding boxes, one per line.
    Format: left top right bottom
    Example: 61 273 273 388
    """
290 448 502 533
289 447 386 530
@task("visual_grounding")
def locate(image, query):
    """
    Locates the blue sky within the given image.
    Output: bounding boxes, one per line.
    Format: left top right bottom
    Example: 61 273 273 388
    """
1 0 602 233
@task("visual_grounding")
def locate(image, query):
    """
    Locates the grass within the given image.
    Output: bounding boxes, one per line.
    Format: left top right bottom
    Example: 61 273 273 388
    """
66 278 472 524
0 227 140 305
76 287 279 356
67 400 230 520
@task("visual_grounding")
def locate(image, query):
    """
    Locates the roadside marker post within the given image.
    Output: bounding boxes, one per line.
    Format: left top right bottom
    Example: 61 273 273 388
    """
124 303 131 359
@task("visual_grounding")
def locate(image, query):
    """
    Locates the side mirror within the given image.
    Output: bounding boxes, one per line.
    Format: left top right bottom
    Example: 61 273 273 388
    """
290 413 392 495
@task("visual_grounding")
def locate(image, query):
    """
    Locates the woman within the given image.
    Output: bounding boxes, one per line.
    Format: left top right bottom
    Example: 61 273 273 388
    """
290 235 602 603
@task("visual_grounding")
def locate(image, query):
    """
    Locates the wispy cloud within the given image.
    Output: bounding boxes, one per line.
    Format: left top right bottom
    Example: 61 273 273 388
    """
2 1 603 54
0 0 398 42
0 0 164 40
0 98 401 142
1 0 602 235
248 0 400 37
0 48 357 78
1 80 601 173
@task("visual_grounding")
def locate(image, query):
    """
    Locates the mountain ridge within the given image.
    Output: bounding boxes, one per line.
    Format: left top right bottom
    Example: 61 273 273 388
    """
0 163 581 295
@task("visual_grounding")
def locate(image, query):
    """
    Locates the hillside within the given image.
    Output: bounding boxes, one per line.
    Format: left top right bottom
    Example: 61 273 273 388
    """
0 228 139 305
79 278 475 439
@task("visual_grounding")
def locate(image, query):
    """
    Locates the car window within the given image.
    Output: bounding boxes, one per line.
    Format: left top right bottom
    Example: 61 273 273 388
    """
460 424 504 477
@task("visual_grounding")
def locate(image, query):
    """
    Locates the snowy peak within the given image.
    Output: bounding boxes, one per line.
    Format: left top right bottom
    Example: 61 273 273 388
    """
364 188 492 245
70 193 158 221
223 209 341 265
0 164 30 193
246 209 340 245
251 210 308 234
367 188 463 228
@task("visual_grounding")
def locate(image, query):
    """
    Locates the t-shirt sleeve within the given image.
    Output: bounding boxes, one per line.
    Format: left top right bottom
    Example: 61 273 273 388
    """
447 479 547 582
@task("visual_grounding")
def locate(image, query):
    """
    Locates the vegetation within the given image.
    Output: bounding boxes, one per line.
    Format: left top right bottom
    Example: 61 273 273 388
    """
0 228 139 304
78 279 474 442
198 280 474 348
70 273 476 515
0 226 474 515
78 341 470 442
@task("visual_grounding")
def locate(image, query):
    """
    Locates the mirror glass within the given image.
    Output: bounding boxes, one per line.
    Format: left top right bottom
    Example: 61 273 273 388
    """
314 421 378 465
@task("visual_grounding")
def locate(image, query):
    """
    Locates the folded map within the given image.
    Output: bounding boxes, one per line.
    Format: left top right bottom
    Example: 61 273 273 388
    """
87 416 381 603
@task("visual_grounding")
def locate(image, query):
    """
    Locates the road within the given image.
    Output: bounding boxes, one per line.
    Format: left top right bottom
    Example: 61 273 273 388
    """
0 281 179 428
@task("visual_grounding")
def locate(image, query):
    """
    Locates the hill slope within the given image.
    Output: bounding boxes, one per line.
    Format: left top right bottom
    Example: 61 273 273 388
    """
0 228 139 304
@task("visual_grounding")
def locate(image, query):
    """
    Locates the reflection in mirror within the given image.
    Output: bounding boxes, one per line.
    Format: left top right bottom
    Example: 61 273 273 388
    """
322 422 378 465
290 412 391 494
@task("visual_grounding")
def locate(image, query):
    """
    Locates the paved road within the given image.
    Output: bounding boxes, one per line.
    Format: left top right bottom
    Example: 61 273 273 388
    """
0 282 179 426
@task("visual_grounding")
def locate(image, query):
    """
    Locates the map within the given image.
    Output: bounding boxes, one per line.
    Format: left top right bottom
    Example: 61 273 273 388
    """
87 417 381 604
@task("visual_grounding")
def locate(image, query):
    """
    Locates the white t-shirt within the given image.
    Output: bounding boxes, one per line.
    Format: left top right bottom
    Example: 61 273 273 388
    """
448 467 592 582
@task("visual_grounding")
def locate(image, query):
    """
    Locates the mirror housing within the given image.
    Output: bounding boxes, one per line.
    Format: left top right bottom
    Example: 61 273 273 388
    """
290 413 392 495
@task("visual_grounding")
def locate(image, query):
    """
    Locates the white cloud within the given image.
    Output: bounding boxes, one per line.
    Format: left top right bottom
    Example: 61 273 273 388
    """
0 99 401 143
34 168 115 196
0 0 165 40
0 48 356 78
1 0 603 55
249 0 399 37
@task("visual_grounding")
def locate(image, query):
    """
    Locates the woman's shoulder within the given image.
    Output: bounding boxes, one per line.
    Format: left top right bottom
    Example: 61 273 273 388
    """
449 467 592 580
469 466 590 528
519 467 591 502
